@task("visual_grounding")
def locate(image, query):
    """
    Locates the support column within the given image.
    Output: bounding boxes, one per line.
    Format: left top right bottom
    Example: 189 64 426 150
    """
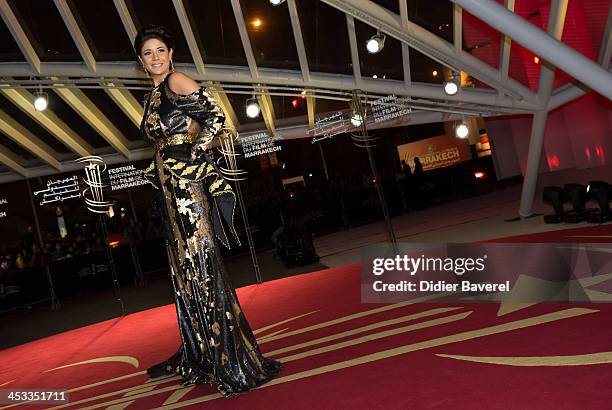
352 90 398 252
518 110 548 217
517 0 568 217
318 143 329 181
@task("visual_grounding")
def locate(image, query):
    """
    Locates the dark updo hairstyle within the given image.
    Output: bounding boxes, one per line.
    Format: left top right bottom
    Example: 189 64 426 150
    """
133 24 175 57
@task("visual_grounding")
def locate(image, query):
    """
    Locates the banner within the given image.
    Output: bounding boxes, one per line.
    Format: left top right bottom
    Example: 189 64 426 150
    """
311 111 348 141
239 131 282 158
397 134 470 171
371 95 412 124
108 164 148 190
33 175 82 206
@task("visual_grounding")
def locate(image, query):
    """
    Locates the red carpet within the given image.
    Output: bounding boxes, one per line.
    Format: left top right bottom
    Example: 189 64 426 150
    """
488 223 612 242
1 226 612 409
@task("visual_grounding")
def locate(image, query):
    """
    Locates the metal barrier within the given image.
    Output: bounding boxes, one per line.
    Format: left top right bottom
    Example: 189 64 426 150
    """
0 239 169 314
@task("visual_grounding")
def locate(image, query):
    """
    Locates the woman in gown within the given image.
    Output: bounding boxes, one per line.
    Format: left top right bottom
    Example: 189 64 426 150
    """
135 25 282 397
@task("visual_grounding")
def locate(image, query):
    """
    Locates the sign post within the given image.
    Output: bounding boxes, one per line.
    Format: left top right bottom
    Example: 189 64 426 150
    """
26 179 60 310
352 90 398 254
77 156 125 315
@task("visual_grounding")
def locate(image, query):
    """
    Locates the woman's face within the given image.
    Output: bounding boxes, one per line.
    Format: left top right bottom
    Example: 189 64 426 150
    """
139 38 173 78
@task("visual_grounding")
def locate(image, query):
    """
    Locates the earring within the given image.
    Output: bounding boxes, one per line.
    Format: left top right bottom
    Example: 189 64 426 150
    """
169 60 175 73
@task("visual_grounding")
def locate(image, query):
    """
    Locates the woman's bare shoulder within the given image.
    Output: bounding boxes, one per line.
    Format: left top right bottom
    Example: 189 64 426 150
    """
167 72 200 95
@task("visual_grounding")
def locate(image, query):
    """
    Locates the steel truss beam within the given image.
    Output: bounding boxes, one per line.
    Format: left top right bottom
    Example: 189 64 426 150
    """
51 80 131 158
320 0 537 102
398 0 412 88
0 145 27 177
113 0 137 43
231 0 276 134
104 84 144 127
0 0 41 73
0 111 62 170
54 0 96 72
346 14 363 89
499 0 515 83
452 0 612 101
0 62 541 111
0 87 93 157
172 0 205 76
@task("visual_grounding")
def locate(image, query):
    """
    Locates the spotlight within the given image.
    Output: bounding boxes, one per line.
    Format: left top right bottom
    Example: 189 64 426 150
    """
34 92 48 111
366 31 386 54
444 81 459 95
432 70 438 77
269 0 286 5
586 181 611 222
443 71 460 96
251 18 262 29
542 186 568 223
350 113 363 127
455 123 469 139
245 98 260 118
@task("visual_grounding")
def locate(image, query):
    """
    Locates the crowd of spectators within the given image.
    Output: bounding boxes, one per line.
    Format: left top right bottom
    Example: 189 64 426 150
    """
1 159 496 276
0 216 164 277
242 158 497 251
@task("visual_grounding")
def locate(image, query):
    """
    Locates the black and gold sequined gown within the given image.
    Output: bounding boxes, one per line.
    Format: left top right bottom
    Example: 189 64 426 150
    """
140 74 281 397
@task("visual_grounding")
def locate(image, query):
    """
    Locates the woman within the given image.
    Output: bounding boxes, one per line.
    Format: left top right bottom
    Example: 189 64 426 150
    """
135 24 281 397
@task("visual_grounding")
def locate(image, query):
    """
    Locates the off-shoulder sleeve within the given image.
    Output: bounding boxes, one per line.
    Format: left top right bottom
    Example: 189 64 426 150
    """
175 87 225 140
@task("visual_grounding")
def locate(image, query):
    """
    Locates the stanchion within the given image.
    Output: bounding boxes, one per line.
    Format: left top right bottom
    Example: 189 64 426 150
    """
98 214 125 315
235 182 263 284
352 90 399 254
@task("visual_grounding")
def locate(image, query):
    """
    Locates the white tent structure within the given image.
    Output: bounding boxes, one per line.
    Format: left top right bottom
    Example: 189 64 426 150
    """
0 0 610 217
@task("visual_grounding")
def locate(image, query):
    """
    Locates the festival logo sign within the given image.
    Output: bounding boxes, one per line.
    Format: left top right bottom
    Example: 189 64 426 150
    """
311 111 348 142
33 175 82 206
239 131 282 158
371 95 412 124
75 157 152 213
107 164 148 191
76 156 113 213
397 134 470 171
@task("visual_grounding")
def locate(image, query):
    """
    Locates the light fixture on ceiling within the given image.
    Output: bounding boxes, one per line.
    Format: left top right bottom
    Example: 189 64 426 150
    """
443 70 461 96
34 90 48 111
366 31 386 54
245 97 260 118
350 113 364 127
251 18 263 29
269 0 286 5
455 123 469 139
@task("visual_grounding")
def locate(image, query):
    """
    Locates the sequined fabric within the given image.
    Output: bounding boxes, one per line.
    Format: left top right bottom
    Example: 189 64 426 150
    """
141 74 281 397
